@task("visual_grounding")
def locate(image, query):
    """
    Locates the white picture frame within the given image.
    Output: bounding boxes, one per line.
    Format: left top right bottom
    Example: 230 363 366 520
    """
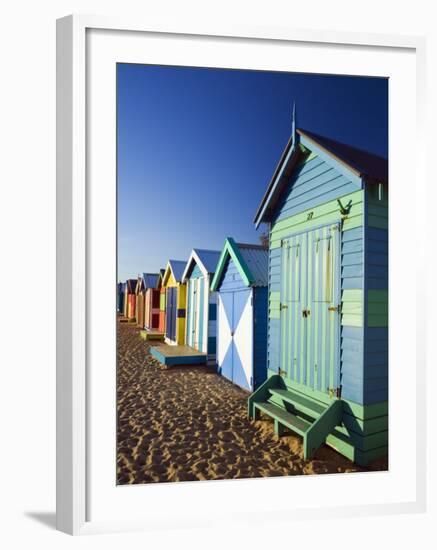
56 14 427 536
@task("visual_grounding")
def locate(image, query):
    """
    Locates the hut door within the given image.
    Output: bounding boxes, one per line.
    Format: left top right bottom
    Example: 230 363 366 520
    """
280 224 340 396
308 224 341 395
189 278 204 351
191 279 200 349
166 287 177 342
280 232 306 383
218 289 252 391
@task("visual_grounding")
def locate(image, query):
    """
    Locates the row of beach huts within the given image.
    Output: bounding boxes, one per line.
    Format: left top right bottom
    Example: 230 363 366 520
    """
118 239 268 392
118 120 389 466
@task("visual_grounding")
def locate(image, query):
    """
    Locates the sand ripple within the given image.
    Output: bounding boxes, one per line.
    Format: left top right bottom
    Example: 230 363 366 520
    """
117 321 383 484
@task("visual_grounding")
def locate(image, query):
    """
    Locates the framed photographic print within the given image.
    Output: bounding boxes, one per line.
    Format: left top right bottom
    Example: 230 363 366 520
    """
56 15 427 535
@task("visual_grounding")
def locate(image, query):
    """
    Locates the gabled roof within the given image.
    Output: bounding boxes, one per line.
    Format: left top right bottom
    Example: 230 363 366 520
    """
135 276 144 294
210 238 268 291
181 248 221 282
126 279 137 293
254 127 388 228
298 129 388 184
162 260 186 285
157 268 165 288
141 272 160 290
238 243 269 286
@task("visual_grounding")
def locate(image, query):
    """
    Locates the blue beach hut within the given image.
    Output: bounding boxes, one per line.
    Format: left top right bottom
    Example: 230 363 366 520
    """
117 282 125 314
181 249 221 364
210 239 269 392
249 111 388 465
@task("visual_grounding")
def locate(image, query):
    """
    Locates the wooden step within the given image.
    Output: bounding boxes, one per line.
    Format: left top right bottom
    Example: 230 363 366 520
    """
254 402 312 436
269 388 328 419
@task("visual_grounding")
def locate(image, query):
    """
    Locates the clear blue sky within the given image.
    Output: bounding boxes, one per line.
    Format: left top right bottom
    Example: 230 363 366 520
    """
117 64 388 282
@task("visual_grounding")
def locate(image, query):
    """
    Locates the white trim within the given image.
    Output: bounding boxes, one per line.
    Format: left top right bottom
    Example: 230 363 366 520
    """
181 249 209 282
193 277 201 349
184 278 191 346
202 274 211 354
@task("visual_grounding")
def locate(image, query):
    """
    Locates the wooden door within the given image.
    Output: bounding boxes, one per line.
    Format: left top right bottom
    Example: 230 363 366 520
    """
218 289 252 391
308 224 341 395
280 224 340 396
280 231 306 383
165 287 177 342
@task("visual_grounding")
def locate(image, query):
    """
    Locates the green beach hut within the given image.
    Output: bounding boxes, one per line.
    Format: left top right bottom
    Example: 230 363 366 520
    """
249 111 388 466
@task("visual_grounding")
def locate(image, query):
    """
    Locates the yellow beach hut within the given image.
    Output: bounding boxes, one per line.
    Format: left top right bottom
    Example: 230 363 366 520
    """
161 260 187 345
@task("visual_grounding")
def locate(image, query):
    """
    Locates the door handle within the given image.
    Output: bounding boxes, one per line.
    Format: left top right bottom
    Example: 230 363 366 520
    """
302 309 311 318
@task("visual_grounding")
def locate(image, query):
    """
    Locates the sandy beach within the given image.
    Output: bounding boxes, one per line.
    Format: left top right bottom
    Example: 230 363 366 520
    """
117 320 386 484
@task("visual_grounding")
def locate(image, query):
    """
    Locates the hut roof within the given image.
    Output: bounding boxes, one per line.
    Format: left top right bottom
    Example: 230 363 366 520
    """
210 238 268 291
135 276 144 294
126 279 137 293
181 248 221 281
298 129 388 184
141 273 160 289
237 243 269 286
157 268 165 287
254 127 388 228
165 260 186 283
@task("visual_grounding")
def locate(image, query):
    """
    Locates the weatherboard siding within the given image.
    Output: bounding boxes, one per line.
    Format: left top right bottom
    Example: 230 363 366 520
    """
165 273 177 288
219 255 248 292
268 188 366 404
190 264 203 279
270 189 364 249
368 193 388 230
253 286 268 388
272 153 361 225
207 290 217 356
363 188 388 404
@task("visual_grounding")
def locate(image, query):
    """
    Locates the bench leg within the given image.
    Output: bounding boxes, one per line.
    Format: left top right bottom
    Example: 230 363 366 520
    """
274 419 286 437
253 405 261 420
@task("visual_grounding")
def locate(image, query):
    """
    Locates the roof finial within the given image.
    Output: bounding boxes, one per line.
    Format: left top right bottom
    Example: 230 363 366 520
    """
292 101 297 145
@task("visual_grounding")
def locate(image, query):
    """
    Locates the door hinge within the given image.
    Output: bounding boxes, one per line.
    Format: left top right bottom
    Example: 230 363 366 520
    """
279 303 288 311
328 387 342 399
328 304 341 312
